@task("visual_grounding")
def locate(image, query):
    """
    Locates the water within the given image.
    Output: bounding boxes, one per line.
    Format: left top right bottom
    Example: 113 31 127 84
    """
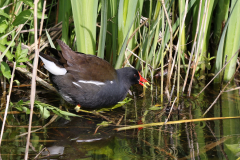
1 84 240 159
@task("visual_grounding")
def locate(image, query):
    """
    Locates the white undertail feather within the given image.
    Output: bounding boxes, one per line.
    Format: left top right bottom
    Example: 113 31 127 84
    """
39 55 67 75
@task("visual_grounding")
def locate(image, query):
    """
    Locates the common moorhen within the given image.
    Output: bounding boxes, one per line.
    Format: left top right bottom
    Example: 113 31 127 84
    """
39 40 149 109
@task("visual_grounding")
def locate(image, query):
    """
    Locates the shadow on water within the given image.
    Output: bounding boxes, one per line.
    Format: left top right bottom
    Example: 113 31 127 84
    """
1 84 240 159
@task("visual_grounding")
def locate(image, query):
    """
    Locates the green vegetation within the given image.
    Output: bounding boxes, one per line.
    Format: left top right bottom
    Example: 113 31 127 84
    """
0 0 240 158
0 0 239 103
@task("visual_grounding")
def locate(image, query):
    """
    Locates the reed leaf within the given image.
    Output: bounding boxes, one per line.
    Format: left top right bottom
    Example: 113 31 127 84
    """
214 0 238 82
58 0 72 45
223 0 240 80
115 0 138 69
71 0 98 55
97 0 108 58
105 0 119 65
212 0 230 58
115 15 135 69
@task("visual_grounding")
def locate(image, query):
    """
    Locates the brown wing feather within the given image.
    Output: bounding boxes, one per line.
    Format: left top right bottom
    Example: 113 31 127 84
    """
56 39 117 82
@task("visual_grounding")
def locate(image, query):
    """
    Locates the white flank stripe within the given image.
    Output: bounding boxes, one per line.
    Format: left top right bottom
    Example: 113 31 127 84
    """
110 81 113 84
78 80 105 86
73 82 82 88
39 55 67 75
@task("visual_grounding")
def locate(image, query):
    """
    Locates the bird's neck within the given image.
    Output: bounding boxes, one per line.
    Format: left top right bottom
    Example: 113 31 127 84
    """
116 69 132 90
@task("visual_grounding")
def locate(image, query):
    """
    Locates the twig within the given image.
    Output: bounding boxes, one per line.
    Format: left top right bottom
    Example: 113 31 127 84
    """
142 139 176 159
202 64 240 117
93 125 101 135
96 23 112 35
161 0 173 99
182 0 201 93
153 63 168 71
38 0 46 48
28 21 64 58
14 66 57 92
20 28 61 33
92 111 116 125
0 3 13 10
15 2 23 15
25 61 48 77
224 87 240 92
188 0 210 96
165 97 177 124
5 125 41 128
0 25 26 61
124 49 134 68
126 48 153 70
115 116 240 131
127 18 149 45
0 62 16 146
179 136 230 160
205 122 229 160
24 1 41 159
28 29 62 61
34 147 49 160
78 109 116 124
170 70 177 102
123 44 139 66
16 114 58 138
116 115 123 126
197 48 240 96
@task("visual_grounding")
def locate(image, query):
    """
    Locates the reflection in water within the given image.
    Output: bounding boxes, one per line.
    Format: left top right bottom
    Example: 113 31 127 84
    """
1 85 240 159
42 146 64 157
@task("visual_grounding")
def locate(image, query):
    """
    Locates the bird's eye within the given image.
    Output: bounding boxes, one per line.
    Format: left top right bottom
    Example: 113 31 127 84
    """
134 74 137 77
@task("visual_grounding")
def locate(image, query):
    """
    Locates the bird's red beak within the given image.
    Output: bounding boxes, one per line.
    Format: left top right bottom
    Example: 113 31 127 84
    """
138 72 150 88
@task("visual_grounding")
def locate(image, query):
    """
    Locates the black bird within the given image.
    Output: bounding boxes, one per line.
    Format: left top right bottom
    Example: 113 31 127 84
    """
39 40 149 109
